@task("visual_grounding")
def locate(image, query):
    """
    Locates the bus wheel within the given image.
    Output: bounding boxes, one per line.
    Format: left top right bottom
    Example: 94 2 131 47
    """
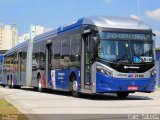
71 76 79 97
11 80 14 88
116 92 129 98
7 75 11 88
38 78 42 92
15 85 21 89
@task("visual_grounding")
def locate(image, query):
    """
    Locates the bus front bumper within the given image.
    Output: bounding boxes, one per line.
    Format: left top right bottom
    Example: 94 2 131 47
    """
96 72 156 93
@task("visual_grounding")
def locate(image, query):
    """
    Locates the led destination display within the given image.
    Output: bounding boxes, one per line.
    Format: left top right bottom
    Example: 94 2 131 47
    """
100 32 151 40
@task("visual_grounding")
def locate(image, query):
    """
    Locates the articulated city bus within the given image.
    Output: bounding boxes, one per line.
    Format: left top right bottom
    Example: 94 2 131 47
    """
2 16 157 98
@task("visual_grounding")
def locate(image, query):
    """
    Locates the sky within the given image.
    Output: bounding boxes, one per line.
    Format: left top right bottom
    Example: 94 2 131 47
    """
0 0 160 48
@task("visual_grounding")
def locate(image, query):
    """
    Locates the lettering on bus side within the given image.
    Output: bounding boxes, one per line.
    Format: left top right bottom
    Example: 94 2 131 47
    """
58 72 65 80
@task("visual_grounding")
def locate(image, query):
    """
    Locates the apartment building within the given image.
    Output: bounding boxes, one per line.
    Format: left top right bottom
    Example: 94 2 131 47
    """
18 25 47 44
0 25 18 50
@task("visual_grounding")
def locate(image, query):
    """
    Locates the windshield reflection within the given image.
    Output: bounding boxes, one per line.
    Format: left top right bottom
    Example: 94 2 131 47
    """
98 40 131 63
131 41 154 63
98 40 154 63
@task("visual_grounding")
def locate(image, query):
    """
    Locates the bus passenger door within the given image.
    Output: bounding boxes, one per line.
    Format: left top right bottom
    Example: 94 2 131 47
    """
18 52 22 85
82 34 92 90
45 43 52 89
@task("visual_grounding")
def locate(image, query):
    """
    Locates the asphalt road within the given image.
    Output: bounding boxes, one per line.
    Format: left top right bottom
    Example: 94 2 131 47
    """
0 86 160 120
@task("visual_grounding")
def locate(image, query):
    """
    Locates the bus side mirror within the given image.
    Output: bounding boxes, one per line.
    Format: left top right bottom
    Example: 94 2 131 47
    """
32 66 38 71
153 33 156 36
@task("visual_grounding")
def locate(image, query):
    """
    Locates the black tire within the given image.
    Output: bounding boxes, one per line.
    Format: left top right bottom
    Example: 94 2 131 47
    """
116 92 129 98
15 85 21 89
71 76 79 97
33 87 38 91
1 84 5 88
7 75 11 88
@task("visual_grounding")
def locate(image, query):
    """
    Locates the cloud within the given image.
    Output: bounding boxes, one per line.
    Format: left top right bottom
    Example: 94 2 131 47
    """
130 14 141 20
154 30 160 36
145 8 160 20
103 0 113 3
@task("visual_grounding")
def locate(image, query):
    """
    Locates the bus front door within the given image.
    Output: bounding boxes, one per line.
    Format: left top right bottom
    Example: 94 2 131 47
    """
18 53 22 85
82 35 92 90
45 43 52 89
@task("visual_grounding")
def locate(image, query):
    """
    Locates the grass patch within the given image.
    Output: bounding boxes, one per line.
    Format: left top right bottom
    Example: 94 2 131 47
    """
0 99 29 120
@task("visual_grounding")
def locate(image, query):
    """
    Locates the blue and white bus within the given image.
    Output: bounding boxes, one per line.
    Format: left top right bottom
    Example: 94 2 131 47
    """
2 16 157 98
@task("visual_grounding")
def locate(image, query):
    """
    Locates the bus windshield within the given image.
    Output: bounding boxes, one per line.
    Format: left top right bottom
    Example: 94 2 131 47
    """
98 40 131 63
97 32 154 63
131 41 154 63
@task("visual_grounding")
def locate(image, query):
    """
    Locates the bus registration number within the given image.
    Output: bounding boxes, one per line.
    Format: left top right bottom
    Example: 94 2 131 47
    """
128 86 138 90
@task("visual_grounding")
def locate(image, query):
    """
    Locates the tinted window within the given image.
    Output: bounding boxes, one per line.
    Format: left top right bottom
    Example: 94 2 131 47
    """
52 38 61 69
22 46 27 71
39 42 45 69
33 43 40 70
61 36 70 68
70 33 81 67
131 41 154 63
98 40 131 63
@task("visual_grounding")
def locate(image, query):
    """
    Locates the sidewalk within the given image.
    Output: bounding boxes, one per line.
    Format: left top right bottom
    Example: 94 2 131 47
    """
156 87 160 91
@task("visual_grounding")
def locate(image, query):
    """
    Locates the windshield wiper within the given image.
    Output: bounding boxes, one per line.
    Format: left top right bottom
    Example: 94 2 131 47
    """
115 55 127 67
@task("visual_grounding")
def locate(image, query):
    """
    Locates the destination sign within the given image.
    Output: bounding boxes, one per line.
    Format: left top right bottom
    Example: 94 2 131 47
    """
99 32 151 40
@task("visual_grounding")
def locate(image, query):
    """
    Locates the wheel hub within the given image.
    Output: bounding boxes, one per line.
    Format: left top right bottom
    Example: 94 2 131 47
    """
38 80 42 91
72 80 78 91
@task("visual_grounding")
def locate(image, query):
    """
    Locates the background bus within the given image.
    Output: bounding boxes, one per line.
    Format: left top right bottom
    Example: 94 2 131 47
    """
2 16 157 98
0 50 7 86
0 55 3 84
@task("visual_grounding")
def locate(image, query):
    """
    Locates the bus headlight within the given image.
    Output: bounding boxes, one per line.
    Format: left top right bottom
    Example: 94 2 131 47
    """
151 69 157 76
97 66 113 77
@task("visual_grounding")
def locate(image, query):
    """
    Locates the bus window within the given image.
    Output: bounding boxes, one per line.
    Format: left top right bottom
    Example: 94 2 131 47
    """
39 42 45 70
32 43 40 70
23 47 27 69
52 39 61 69
61 36 70 68
70 33 81 67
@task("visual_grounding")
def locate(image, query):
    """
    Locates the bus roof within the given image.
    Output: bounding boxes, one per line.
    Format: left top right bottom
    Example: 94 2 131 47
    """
34 16 151 41
5 16 152 55
5 40 28 56
81 16 151 30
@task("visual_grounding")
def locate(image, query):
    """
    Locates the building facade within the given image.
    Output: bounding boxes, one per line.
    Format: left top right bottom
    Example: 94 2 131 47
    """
18 33 30 44
0 25 18 50
18 25 47 44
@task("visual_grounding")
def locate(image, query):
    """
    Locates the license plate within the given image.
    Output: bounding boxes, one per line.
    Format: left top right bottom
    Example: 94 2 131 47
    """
128 86 138 90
